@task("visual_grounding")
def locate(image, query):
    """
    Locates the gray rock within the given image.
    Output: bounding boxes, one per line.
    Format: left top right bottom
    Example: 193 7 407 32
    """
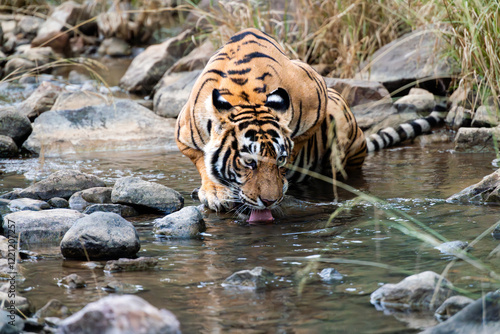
3 58 36 76
97 37 131 57
34 299 71 320
454 127 500 153
445 106 473 130
0 236 8 258
60 212 140 260
68 191 90 211
17 81 64 120
13 45 55 66
434 240 469 256
434 295 475 322
101 282 144 294
8 198 50 211
3 209 85 245
111 176 183 214
449 84 477 110
51 91 110 111
422 291 500 334
0 289 34 317
83 203 138 217
370 271 456 311
104 257 158 273
57 295 180 334
31 1 94 54
0 309 24 333
324 77 391 107
47 197 69 208
0 135 18 158
119 29 194 94
153 206 205 238
153 70 201 118
58 274 86 289
80 187 112 203
318 268 343 282
447 169 500 203
394 88 435 113
0 107 32 146
471 105 500 127
167 38 215 73
356 29 457 94
352 101 399 131
15 170 106 200
16 15 44 40
222 267 276 291
23 100 178 156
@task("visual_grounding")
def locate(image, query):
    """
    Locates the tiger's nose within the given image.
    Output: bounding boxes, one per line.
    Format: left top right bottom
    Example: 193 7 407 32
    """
261 198 277 207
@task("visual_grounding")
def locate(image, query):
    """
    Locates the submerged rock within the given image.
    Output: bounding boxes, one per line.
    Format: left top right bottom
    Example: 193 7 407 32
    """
104 257 158 272
318 268 344 282
434 295 475 322
111 176 183 214
57 295 180 334
153 206 205 238
434 240 469 256
34 299 71 320
422 291 500 334
9 170 105 201
119 29 194 94
3 209 85 244
222 267 276 291
447 169 500 203
8 198 50 211
23 100 178 156
58 274 86 289
370 271 456 311
60 212 140 260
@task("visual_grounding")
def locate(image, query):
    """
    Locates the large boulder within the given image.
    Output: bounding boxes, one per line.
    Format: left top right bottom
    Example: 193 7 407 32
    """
23 100 178 156
111 177 184 214
454 127 500 153
356 29 457 94
153 70 201 118
2 209 85 245
422 291 500 334
8 170 105 200
447 169 500 203
0 107 32 146
167 38 215 73
57 295 180 334
51 90 110 111
60 212 140 260
153 206 206 238
370 271 456 311
119 29 194 94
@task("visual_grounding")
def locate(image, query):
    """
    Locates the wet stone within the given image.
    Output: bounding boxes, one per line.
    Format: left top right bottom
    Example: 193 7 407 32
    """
447 169 500 203
434 241 469 256
153 206 205 239
101 282 145 294
3 209 85 245
104 257 158 273
0 135 18 158
434 295 475 322
58 274 86 289
68 191 90 211
319 268 344 282
80 187 112 203
57 295 180 334
60 212 140 260
47 197 69 208
370 271 456 311
222 267 277 291
8 198 50 212
83 203 138 217
111 176 183 214
0 310 24 333
0 107 32 146
0 289 34 317
34 299 71 320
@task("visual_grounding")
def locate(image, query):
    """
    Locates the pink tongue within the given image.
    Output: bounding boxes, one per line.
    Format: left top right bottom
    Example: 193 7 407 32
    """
247 209 274 223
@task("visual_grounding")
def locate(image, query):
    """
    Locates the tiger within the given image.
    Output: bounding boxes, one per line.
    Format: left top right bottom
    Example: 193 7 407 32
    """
175 28 367 223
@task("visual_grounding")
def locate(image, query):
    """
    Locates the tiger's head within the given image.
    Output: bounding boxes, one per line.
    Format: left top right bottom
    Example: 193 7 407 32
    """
204 86 294 212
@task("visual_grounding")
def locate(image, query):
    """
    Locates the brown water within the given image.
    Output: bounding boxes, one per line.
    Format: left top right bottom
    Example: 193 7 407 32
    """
1 141 500 333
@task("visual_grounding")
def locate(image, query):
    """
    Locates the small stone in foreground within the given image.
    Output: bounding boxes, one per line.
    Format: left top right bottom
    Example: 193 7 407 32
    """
222 267 276 291
434 295 475 322
8 198 50 211
47 197 69 208
104 257 158 273
60 212 140 260
57 295 180 334
153 206 205 239
34 299 71 320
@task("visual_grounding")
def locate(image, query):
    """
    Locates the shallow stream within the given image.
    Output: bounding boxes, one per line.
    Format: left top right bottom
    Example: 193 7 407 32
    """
1 140 499 333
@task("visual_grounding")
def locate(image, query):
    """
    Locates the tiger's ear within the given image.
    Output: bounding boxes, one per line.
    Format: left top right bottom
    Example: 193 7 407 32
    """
265 88 290 112
213 89 233 112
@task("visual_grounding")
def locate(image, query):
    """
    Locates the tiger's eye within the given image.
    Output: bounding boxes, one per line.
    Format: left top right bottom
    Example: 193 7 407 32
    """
243 158 257 169
276 156 287 167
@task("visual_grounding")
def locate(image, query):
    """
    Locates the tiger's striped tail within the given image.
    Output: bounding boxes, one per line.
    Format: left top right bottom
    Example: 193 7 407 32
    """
366 104 448 153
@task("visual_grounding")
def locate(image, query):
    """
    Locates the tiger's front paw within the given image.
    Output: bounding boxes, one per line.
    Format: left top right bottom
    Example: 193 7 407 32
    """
198 182 235 212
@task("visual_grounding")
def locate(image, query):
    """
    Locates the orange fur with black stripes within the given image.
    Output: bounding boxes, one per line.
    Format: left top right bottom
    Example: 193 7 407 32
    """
175 28 366 212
